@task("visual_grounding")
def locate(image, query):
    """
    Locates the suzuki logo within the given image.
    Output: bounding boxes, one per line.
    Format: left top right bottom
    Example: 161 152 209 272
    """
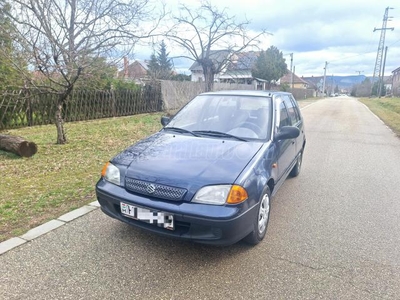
146 184 156 194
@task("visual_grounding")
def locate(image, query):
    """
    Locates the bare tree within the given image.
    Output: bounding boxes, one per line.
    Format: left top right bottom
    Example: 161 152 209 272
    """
8 0 164 144
167 1 269 92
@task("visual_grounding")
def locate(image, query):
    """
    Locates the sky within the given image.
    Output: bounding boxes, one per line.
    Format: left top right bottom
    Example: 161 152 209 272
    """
133 0 400 78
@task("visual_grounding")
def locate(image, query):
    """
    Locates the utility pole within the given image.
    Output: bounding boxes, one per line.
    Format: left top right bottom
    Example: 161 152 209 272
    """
322 61 328 97
372 7 394 96
355 71 364 75
378 46 388 98
290 53 293 89
293 65 295 89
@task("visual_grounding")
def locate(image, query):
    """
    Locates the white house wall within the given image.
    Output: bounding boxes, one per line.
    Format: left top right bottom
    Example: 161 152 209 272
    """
191 72 204 82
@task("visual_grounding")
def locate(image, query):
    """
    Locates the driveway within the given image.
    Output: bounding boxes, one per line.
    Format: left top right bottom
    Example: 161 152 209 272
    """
1 96 400 299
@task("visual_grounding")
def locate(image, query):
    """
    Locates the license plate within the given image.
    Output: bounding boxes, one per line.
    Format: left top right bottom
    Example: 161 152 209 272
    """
120 202 174 230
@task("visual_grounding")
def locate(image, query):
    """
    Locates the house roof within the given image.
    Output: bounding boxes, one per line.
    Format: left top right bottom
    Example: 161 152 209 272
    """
189 50 231 71
301 77 318 89
189 50 260 76
118 60 149 79
392 67 400 73
219 70 252 79
280 70 308 85
227 51 260 71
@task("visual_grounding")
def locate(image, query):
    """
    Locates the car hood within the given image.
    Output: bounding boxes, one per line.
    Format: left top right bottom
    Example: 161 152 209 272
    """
112 132 263 195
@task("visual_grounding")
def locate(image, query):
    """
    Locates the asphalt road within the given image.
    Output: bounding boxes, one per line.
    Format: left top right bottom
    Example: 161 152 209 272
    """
1 96 400 299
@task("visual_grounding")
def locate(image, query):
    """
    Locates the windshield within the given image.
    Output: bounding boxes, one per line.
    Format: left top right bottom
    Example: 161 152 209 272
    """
166 94 273 140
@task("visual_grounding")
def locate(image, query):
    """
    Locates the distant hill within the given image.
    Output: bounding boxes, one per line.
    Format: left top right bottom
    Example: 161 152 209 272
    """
302 75 367 89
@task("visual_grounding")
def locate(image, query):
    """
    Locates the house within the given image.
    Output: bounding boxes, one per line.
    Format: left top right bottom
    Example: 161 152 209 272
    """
190 50 262 85
383 75 393 95
189 50 231 82
189 50 307 90
391 67 400 96
219 51 260 84
119 57 149 83
278 70 309 89
301 76 319 91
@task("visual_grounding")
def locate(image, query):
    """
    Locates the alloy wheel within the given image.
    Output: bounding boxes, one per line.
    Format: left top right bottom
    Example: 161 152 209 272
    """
258 193 270 235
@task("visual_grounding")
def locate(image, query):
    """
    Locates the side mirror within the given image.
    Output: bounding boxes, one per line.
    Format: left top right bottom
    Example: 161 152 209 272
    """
161 116 170 126
275 126 300 141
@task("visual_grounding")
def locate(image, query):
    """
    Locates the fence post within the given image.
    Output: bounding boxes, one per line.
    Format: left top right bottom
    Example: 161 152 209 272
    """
111 90 116 117
24 88 33 127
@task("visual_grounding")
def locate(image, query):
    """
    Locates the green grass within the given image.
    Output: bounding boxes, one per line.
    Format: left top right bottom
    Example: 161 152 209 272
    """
359 97 400 136
0 113 162 242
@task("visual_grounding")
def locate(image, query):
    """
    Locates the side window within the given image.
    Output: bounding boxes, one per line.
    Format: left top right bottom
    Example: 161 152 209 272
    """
279 102 290 128
289 95 302 122
283 95 299 125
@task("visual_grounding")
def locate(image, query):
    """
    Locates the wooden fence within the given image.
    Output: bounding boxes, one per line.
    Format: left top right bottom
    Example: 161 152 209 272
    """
161 81 255 111
0 84 162 130
1 80 315 130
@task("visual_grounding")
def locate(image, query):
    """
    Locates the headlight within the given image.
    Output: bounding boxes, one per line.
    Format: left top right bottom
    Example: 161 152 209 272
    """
101 162 120 186
192 185 248 205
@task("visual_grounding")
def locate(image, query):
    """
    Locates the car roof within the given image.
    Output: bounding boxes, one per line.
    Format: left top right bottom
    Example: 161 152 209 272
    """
199 90 293 97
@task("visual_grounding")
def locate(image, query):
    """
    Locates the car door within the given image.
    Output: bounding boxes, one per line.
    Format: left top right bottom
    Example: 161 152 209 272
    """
275 98 296 181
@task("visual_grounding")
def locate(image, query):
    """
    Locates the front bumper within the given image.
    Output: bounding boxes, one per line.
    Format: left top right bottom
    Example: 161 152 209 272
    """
96 179 257 246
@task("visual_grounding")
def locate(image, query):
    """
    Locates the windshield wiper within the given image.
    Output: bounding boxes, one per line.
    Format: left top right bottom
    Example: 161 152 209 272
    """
164 127 199 137
193 130 247 141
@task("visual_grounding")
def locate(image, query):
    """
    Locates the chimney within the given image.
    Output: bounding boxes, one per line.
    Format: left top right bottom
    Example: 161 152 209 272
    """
124 56 129 78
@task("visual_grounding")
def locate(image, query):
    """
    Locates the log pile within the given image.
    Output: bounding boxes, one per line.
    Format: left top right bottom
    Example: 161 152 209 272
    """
0 135 38 157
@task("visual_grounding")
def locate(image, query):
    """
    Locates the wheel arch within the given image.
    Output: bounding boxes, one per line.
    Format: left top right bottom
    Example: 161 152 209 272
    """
267 178 275 195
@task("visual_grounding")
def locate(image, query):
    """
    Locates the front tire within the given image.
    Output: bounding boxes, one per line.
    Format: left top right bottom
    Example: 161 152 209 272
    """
289 149 303 177
244 186 271 245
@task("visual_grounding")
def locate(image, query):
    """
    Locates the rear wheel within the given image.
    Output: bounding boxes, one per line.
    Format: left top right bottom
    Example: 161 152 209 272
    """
289 149 303 177
245 187 271 245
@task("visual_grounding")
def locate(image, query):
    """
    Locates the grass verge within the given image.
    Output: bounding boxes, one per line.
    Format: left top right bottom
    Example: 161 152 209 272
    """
359 97 400 136
0 113 162 242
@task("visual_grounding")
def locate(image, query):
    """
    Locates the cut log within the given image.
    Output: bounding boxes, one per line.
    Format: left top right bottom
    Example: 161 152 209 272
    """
0 134 38 157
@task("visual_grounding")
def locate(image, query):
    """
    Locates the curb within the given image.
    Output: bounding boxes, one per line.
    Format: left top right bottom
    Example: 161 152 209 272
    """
0 200 100 256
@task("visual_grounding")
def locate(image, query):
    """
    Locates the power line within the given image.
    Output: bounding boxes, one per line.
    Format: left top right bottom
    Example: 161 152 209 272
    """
387 38 400 46
329 51 375 63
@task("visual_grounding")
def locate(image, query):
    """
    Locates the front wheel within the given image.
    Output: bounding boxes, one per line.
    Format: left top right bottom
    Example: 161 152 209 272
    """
289 149 303 177
244 187 271 245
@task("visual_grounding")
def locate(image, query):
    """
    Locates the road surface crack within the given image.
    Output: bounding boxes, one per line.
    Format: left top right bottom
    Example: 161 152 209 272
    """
269 255 324 271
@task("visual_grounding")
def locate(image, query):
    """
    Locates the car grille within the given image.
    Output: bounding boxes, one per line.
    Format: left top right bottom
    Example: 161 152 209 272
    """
125 178 187 201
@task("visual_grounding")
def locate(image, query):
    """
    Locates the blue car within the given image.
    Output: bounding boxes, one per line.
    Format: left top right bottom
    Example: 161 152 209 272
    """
96 90 306 246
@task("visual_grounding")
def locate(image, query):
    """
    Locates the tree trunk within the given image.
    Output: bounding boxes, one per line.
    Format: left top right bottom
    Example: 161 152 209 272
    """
203 67 214 92
0 134 38 157
201 58 215 93
55 99 67 144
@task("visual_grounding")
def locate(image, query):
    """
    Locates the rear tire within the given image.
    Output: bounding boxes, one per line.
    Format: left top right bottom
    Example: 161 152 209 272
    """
244 186 271 245
289 149 303 177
